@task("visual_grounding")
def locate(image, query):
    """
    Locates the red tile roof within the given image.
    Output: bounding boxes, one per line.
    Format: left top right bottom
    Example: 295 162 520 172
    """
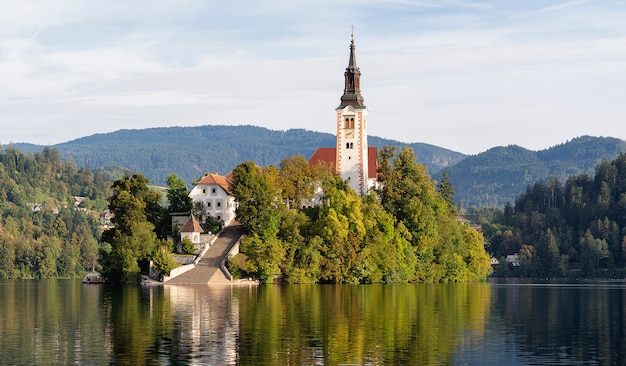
180 215 204 233
308 147 378 179
308 147 336 171
197 173 234 195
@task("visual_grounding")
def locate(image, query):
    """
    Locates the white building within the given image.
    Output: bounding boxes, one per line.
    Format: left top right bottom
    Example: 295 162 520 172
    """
188 173 237 226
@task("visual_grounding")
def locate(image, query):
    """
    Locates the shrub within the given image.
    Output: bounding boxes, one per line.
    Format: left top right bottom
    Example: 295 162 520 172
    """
180 237 196 254
152 245 178 276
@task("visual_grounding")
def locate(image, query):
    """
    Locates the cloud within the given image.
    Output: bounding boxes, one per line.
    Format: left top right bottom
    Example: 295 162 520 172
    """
538 0 590 13
0 0 625 154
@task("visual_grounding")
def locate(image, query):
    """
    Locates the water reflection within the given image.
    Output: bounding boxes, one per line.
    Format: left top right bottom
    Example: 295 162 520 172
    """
108 283 493 365
488 279 626 365
3 280 626 364
163 285 241 365
235 284 493 365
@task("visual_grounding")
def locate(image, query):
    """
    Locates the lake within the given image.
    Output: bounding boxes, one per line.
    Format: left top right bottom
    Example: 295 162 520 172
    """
0 278 624 365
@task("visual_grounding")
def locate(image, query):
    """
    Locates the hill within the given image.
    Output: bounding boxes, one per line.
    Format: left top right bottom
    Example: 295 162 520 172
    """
12 127 625 209
438 136 626 207
17 125 466 187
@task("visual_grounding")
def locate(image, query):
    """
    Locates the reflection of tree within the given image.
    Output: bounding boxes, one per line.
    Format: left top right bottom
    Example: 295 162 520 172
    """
490 280 626 364
107 285 176 365
0 281 111 364
237 284 491 365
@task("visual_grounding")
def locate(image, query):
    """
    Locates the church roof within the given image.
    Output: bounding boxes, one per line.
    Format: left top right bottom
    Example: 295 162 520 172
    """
308 147 378 179
180 215 204 233
197 173 233 195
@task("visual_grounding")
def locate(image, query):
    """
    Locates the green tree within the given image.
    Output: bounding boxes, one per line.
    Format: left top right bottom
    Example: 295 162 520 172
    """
0 235 17 279
166 174 191 213
579 229 608 276
100 174 160 282
536 228 562 277
180 237 196 254
152 244 179 277
313 174 366 283
438 170 457 214
232 161 281 234
376 146 492 282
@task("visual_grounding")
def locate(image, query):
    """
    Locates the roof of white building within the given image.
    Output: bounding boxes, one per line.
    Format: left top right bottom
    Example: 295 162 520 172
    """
179 215 204 233
196 173 234 195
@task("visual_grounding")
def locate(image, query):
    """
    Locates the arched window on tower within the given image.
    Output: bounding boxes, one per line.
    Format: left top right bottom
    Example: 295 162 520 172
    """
344 116 355 129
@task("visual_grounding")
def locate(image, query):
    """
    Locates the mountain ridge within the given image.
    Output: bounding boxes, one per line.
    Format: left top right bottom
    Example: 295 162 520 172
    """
14 125 465 187
10 126 625 208
437 135 626 207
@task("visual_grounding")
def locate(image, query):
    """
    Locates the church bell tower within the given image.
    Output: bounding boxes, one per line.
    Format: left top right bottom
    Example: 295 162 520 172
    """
335 32 369 195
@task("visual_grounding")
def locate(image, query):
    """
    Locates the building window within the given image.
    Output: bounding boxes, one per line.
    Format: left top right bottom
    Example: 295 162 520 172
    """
344 116 355 129
217 201 222 208
211 188 216 194
201 188 206 194
207 201 212 208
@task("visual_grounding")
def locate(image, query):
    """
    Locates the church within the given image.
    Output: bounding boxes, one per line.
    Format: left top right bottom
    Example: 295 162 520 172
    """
309 34 378 195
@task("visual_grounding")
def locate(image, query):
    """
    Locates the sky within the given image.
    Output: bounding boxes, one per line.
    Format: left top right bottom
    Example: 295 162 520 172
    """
1 0 625 155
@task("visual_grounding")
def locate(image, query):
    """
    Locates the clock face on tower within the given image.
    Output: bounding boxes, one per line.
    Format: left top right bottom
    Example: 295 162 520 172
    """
346 129 354 138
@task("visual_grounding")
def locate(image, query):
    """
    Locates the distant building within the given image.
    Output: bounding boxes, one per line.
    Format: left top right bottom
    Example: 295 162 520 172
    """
100 209 114 227
506 254 520 267
309 34 377 195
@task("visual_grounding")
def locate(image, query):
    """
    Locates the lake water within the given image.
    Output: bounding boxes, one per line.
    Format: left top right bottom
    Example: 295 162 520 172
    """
0 278 624 365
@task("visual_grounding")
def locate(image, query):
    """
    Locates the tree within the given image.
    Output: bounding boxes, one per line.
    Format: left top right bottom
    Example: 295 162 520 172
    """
536 228 561 277
377 146 491 282
100 174 160 282
232 161 281 234
232 161 287 283
152 244 179 277
166 174 191 213
277 155 316 209
438 171 456 214
579 230 608 276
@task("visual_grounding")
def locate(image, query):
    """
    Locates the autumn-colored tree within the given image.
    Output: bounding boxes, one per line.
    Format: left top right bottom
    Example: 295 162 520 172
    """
277 154 317 209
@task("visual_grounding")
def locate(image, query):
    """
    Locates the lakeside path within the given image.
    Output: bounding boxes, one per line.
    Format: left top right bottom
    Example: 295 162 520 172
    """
164 224 245 285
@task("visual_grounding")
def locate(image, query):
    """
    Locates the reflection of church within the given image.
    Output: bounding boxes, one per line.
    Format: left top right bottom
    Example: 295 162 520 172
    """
309 34 377 195
163 285 239 364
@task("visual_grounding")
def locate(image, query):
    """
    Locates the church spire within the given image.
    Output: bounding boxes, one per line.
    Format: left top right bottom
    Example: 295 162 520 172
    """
337 31 366 109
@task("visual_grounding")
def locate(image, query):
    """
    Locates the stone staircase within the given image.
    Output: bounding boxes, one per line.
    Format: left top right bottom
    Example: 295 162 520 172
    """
164 224 244 285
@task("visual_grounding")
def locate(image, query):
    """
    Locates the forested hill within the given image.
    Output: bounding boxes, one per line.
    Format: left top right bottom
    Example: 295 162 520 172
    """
16 125 466 187
13 127 625 209
438 136 626 208
0 146 111 279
